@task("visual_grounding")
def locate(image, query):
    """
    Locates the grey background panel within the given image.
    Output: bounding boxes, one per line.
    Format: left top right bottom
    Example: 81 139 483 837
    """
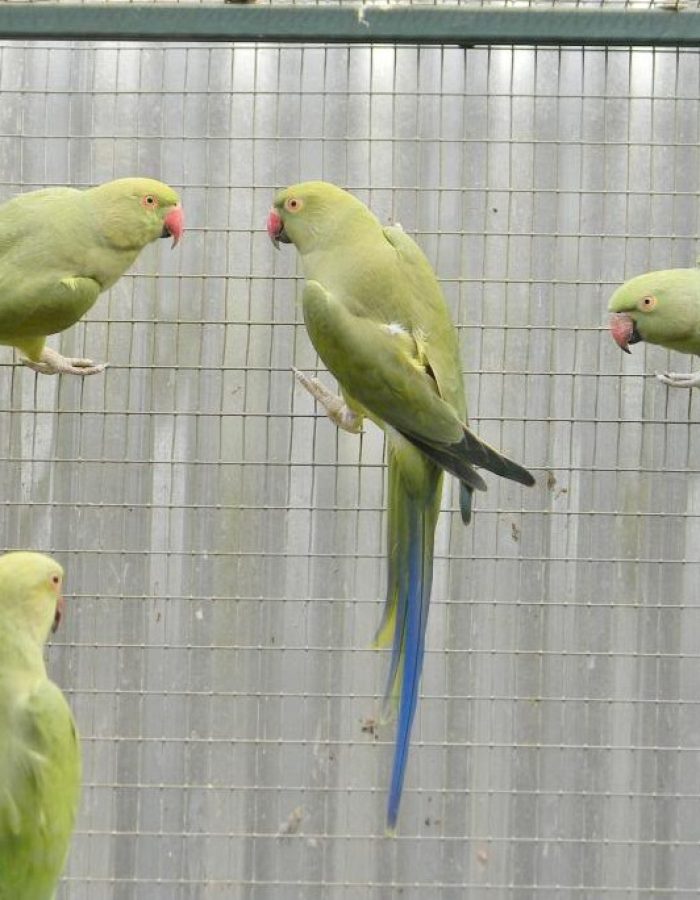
0 35 698 899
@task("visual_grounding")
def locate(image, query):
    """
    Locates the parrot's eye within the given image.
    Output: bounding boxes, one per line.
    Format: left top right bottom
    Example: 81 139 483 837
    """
638 295 657 312
285 197 303 213
142 195 159 209
51 574 60 585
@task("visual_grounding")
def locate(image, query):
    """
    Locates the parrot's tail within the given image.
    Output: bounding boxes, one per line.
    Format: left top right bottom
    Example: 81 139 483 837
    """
459 482 473 525
460 425 535 485
407 425 535 494
374 448 442 833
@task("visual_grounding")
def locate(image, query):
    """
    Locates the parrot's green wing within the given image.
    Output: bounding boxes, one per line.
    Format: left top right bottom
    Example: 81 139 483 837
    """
303 279 533 490
0 277 101 346
0 190 101 346
0 678 81 900
382 225 467 416
304 279 464 443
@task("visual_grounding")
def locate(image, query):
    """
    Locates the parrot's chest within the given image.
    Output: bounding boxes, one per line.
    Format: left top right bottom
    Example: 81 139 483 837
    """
80 244 139 289
661 334 700 356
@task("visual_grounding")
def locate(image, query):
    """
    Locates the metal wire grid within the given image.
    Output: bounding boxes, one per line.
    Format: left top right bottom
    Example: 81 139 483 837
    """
1 38 700 898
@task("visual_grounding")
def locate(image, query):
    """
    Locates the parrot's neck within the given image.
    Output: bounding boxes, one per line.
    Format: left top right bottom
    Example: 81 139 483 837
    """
299 204 381 260
0 622 49 680
302 224 386 287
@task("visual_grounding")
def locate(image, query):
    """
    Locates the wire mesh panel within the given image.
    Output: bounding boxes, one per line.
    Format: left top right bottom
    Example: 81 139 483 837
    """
1 32 700 900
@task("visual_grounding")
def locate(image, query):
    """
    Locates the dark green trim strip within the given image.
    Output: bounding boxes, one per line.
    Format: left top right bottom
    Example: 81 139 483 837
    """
0 5 698 47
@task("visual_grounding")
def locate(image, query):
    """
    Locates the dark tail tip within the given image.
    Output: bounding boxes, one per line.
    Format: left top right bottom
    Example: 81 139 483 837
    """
459 482 473 524
520 469 536 487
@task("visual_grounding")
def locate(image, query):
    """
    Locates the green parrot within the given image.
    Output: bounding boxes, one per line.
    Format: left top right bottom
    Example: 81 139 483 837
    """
608 267 700 388
0 551 81 900
0 177 183 375
267 181 535 830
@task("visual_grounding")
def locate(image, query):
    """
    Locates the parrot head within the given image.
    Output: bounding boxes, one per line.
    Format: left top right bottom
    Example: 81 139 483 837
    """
87 177 184 250
608 268 700 355
0 551 65 642
267 181 370 255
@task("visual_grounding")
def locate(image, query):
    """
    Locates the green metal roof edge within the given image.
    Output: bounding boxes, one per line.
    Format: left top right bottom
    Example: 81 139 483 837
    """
0 5 698 47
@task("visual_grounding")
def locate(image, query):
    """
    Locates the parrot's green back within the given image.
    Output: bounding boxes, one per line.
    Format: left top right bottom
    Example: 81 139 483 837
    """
0 553 81 900
302 200 467 420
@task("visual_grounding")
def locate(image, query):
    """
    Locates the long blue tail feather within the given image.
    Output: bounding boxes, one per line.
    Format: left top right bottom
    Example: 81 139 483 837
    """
382 450 441 832
386 509 433 831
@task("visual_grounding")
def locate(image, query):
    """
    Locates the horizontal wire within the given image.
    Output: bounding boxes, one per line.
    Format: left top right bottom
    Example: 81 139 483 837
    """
1 180 700 200
51 596 694 609
56 877 700 894
6 502 700 519
31 548 700 562
73 735 700 751
0 410 687 424
55 832 700 848
74 783 700 799
65 688 700 705
55 882 700 895
53 643 700 657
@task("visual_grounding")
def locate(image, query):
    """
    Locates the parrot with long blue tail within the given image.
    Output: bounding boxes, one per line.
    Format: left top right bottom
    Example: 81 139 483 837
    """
267 181 535 831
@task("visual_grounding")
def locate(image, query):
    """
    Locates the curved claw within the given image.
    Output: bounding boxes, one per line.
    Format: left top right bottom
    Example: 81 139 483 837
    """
292 367 364 433
655 370 700 389
21 347 108 376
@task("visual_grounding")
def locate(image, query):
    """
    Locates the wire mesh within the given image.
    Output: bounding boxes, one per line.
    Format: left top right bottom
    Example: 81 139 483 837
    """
1 30 700 900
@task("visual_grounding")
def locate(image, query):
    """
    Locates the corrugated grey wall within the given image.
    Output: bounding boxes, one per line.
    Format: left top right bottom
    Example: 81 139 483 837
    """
0 35 699 899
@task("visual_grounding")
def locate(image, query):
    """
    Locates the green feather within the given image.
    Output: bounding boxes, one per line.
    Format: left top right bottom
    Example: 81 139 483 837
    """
0 552 81 900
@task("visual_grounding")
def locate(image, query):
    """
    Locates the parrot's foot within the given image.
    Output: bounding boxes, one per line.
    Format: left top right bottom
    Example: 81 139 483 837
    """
21 347 107 376
292 367 363 433
655 369 700 389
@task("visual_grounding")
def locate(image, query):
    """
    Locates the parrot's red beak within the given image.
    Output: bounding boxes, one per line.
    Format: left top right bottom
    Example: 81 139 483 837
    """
52 593 65 633
163 205 184 248
609 312 641 354
267 208 290 249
